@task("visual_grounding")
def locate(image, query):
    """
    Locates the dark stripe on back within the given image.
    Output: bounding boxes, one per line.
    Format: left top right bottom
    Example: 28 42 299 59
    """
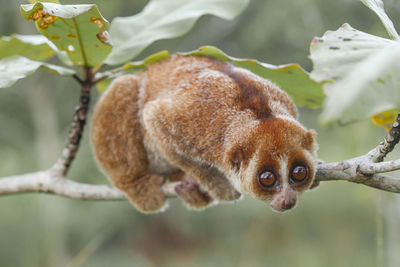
219 65 273 119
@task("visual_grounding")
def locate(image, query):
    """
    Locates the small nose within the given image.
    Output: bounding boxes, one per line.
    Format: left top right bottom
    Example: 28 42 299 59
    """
281 198 296 210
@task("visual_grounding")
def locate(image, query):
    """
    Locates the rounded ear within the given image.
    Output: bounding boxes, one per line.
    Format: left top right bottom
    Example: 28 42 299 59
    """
303 129 317 151
228 146 245 172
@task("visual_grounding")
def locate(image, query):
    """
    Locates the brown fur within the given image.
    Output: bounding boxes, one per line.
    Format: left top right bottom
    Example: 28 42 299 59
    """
91 55 318 213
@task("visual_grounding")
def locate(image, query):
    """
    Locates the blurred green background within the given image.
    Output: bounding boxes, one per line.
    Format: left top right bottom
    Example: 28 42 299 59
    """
1 0 400 266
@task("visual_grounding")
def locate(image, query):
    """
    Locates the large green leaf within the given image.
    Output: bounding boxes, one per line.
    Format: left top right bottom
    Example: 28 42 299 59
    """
0 34 55 61
0 56 75 88
20 2 111 67
310 23 400 124
184 46 325 108
360 0 400 40
99 46 324 108
105 0 249 66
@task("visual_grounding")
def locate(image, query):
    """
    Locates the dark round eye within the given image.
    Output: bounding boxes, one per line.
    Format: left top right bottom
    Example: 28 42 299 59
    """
291 165 308 182
258 170 277 188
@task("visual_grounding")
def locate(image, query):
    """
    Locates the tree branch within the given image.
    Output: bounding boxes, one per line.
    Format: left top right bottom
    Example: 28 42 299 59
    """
315 160 400 193
2 86 400 201
314 113 400 193
3 151 400 200
0 171 178 200
360 159 400 174
0 171 125 200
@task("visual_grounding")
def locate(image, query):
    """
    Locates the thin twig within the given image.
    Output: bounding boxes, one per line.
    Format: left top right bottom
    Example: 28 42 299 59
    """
52 67 93 176
72 74 84 86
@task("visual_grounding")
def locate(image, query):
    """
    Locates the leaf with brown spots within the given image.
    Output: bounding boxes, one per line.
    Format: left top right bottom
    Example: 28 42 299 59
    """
20 2 111 67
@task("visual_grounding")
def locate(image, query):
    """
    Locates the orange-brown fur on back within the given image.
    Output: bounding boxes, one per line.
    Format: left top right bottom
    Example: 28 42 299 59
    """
91 55 318 213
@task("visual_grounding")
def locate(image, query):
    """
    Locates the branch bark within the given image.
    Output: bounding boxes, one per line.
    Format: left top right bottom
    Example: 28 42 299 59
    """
366 113 400 162
0 171 178 200
1 153 400 200
53 67 93 176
